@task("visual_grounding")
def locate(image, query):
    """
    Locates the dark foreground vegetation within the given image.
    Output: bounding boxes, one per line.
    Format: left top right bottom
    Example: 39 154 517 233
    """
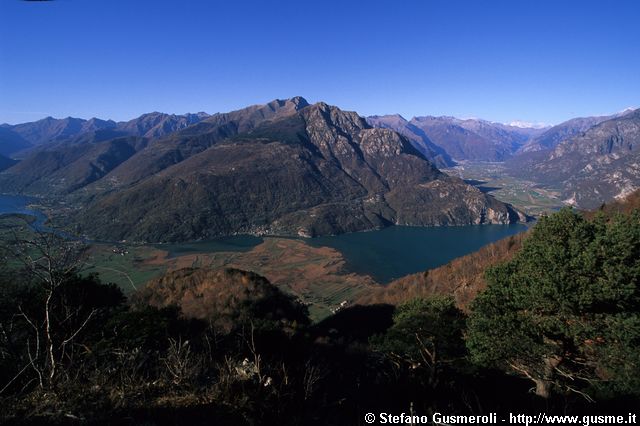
0 207 638 425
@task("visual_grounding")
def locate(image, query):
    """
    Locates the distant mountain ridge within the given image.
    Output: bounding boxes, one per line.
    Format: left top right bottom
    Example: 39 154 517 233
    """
516 112 632 154
368 114 543 162
0 99 310 195
0 100 319 156
507 109 640 209
5 116 117 149
3 105 629 165
8 99 640 240
0 111 211 158
366 114 455 167
368 108 640 211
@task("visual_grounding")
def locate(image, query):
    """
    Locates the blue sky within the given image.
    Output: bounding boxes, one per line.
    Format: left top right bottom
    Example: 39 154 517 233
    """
1 0 639 125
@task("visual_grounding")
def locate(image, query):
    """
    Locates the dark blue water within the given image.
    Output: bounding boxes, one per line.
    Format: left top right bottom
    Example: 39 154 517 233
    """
0 194 49 230
306 224 527 283
130 225 528 284
0 194 526 283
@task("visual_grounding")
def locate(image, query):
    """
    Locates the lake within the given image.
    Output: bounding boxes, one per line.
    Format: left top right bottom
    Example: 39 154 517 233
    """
306 224 527 283
0 193 527 284
159 224 527 283
162 224 526 284
0 194 49 230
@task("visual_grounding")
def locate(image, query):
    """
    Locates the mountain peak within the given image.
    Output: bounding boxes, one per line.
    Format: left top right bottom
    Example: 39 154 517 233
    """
306 102 367 126
506 120 549 129
288 96 309 108
266 96 309 111
368 113 407 123
615 107 639 118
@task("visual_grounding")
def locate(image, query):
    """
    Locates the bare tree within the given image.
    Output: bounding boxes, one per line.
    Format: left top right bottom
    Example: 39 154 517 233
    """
2 227 90 389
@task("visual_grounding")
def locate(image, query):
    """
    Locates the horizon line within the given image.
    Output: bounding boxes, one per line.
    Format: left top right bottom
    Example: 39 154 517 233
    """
1 97 638 128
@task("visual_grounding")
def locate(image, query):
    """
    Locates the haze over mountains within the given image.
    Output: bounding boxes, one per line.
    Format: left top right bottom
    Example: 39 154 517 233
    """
0 111 212 157
367 115 543 162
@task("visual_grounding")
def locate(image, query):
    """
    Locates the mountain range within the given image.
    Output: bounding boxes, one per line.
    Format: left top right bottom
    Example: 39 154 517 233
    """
0 98 525 242
516 111 632 154
2 98 639 235
507 109 640 208
368 115 543 162
0 112 211 158
364 115 455 167
367 108 640 209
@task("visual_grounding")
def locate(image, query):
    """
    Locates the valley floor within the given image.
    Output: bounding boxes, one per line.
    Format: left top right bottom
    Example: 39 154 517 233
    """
2 166 540 322
1 160 558 323
70 236 377 321
443 161 566 217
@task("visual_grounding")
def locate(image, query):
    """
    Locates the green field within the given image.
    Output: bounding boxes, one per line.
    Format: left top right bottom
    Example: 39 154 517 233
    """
82 244 168 294
443 161 566 217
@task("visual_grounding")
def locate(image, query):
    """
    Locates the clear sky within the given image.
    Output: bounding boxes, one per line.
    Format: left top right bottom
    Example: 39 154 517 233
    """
1 0 639 125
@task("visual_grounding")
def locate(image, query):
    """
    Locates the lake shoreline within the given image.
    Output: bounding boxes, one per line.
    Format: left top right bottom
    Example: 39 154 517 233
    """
1 193 527 285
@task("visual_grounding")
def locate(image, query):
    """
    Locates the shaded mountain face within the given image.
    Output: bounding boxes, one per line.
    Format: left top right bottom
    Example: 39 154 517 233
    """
0 127 33 157
116 111 210 139
71 101 524 242
6 116 117 147
508 109 640 209
517 113 624 154
0 136 148 194
88 96 310 189
366 115 455 168
0 154 18 172
403 116 537 162
0 98 308 195
0 112 211 155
